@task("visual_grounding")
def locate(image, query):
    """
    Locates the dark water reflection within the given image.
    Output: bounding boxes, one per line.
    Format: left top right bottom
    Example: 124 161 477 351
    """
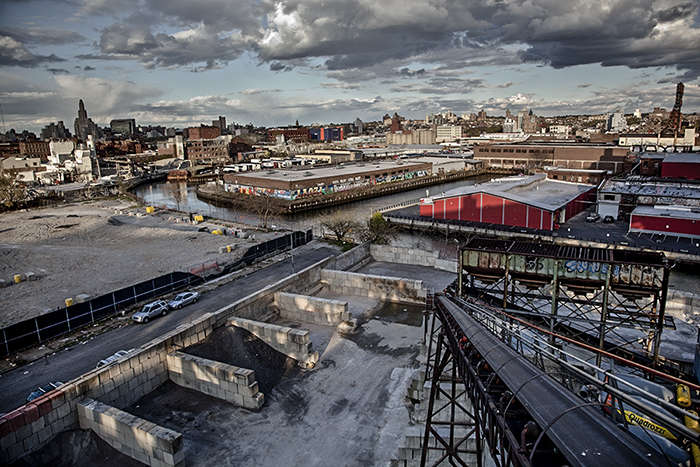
132 176 490 230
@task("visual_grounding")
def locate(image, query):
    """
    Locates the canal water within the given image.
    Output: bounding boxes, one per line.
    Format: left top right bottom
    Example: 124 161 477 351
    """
133 176 491 229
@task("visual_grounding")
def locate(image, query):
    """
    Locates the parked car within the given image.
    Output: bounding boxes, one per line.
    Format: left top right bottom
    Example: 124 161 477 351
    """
96 349 134 368
585 213 600 223
26 382 63 402
132 300 169 323
603 215 616 223
168 291 200 310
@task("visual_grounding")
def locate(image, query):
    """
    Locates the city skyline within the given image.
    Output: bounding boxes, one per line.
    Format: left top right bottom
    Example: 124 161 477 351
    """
1 0 700 131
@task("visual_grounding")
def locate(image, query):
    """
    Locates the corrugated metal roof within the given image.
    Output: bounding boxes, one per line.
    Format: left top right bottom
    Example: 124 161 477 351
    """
662 153 700 164
427 174 594 211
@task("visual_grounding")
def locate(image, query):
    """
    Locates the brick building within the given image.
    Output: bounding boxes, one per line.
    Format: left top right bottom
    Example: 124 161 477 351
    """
267 127 309 143
187 126 221 140
185 138 230 163
474 142 629 173
19 141 50 162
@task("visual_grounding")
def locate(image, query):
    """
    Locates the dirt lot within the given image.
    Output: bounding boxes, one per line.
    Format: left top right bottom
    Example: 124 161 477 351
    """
0 200 278 327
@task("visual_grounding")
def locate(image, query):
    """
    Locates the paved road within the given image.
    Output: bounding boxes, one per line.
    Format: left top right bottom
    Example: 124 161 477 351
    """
0 246 337 414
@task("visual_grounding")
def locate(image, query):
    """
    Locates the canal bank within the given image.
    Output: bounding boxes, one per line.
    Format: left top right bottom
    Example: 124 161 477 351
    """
197 168 503 214
132 174 495 230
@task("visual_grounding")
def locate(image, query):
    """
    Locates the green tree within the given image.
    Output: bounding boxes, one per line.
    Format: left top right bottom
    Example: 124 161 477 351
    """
360 212 397 244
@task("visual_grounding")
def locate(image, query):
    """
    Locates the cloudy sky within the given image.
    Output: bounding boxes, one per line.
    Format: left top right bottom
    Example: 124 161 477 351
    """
1 0 699 131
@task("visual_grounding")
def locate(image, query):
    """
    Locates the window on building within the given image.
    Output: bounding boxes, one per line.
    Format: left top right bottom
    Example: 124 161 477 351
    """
603 194 616 201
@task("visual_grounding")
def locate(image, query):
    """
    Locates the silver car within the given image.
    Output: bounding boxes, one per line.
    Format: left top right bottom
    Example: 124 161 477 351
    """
168 291 200 309
132 300 169 323
96 349 134 368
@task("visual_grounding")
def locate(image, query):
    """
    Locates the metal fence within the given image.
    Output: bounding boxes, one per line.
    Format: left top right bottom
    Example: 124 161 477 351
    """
0 271 202 357
0 229 313 357
224 229 312 273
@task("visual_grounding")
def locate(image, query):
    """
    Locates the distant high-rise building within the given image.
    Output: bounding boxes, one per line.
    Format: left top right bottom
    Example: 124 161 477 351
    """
606 112 627 132
74 100 100 141
477 109 487 122
40 121 70 140
634 108 642 119
390 113 402 132
354 118 364 134
503 118 518 133
110 118 136 137
212 116 227 133
517 109 539 133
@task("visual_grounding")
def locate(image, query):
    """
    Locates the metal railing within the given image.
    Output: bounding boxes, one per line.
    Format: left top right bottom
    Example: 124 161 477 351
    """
450 294 700 446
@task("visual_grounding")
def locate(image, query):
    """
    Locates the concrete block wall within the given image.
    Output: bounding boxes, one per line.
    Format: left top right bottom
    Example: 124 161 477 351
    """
370 244 457 273
167 351 264 410
0 311 218 464
331 242 371 271
320 269 426 304
274 292 350 325
78 398 184 467
0 247 371 463
229 317 318 368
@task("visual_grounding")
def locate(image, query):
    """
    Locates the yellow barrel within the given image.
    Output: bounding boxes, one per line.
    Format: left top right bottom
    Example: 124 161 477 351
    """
193 214 204 222
65 297 74 307
226 245 232 253
146 206 155 214
677 384 692 408
13 274 22 283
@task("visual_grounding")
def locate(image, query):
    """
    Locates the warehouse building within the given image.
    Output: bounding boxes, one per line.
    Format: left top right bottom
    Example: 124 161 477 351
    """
661 153 700 180
597 178 700 220
419 174 595 230
473 142 629 173
629 206 700 239
223 160 431 200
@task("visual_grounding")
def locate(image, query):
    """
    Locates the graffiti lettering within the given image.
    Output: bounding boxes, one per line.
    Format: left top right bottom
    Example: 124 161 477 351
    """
525 257 544 271
564 260 609 275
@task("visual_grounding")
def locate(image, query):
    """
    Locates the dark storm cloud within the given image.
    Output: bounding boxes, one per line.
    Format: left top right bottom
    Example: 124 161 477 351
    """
93 21 248 69
257 0 700 80
70 0 699 81
0 27 86 45
0 35 65 67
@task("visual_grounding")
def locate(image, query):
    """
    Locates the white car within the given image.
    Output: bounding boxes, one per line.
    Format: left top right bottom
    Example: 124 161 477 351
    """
132 300 169 323
96 349 134 368
168 291 200 309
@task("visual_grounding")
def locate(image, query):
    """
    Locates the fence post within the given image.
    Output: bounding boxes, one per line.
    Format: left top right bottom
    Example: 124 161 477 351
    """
3 328 9 356
113 292 118 314
89 301 94 324
66 308 71 332
35 318 42 344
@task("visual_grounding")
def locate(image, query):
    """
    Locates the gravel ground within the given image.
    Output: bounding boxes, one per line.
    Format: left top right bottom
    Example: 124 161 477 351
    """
0 200 278 327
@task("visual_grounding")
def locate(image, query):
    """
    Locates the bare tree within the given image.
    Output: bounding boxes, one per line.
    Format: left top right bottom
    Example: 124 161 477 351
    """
0 172 27 210
229 192 286 230
321 214 361 243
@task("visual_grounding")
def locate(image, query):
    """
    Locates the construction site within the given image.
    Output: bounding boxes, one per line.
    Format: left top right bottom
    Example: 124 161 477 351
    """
0 230 699 466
